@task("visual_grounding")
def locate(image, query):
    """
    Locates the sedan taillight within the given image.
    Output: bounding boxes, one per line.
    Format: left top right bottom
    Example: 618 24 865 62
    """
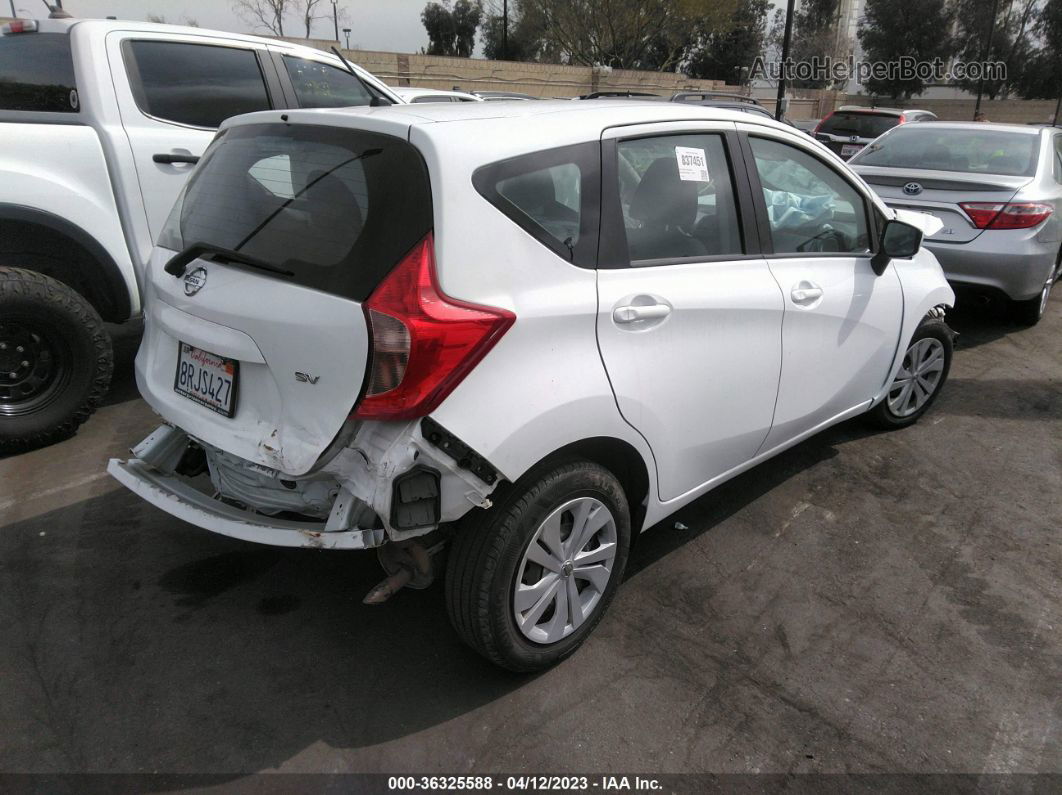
959 202 1053 230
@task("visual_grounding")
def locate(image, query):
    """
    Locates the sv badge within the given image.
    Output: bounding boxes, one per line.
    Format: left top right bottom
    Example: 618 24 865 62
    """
295 371 320 384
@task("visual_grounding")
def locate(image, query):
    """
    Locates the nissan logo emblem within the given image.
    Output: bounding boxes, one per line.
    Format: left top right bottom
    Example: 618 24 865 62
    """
184 267 208 296
903 182 923 196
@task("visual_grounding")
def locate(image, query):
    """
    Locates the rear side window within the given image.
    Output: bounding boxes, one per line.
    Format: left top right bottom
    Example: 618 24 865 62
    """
282 56 374 108
819 112 899 138
0 32 78 112
171 123 432 302
616 134 743 263
473 142 600 267
124 40 271 128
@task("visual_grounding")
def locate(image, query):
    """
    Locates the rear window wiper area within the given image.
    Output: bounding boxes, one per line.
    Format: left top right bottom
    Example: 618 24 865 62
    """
164 243 295 279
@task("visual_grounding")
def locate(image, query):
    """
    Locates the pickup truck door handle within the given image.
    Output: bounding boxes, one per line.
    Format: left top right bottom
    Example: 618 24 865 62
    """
790 282 824 304
613 303 672 324
153 152 200 165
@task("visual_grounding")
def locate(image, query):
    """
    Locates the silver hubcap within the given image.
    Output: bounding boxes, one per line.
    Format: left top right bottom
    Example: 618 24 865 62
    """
887 337 945 418
513 497 618 644
1039 280 1051 317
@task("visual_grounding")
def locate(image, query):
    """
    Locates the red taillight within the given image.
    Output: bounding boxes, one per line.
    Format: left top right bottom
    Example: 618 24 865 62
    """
898 113 907 124
352 233 515 421
959 202 1053 230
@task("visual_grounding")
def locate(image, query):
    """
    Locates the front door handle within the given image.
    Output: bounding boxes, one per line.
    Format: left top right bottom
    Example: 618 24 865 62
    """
613 303 672 324
791 282 824 304
153 152 200 165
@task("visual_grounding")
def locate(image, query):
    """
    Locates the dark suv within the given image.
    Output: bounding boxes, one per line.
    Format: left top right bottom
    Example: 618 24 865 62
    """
815 106 937 160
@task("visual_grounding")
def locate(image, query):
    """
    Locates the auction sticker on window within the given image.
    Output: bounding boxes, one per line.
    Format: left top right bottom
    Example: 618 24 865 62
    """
675 146 710 182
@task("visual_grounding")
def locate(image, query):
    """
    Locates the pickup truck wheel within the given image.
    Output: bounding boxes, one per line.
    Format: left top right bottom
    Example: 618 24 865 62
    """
0 268 114 454
867 317 952 430
445 461 631 672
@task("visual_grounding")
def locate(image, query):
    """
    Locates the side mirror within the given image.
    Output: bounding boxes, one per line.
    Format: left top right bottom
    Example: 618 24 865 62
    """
871 219 923 275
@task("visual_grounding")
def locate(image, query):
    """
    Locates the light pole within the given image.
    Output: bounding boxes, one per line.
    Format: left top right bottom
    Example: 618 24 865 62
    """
331 0 339 43
343 27 351 49
502 0 508 60
775 0 796 121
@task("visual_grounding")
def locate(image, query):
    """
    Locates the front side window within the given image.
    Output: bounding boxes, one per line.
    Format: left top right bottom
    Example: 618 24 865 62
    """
750 136 870 255
616 133 742 263
282 56 373 108
125 40 270 128
473 142 599 267
0 32 78 112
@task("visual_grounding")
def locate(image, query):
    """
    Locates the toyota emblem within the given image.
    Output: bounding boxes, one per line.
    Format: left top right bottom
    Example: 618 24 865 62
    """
903 182 923 196
184 267 208 296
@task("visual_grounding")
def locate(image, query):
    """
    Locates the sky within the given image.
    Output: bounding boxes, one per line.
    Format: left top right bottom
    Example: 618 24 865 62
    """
9 0 432 53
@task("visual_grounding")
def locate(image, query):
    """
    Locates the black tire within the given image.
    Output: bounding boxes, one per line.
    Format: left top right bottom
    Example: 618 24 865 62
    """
0 268 114 454
445 460 631 672
1011 279 1052 327
866 316 953 430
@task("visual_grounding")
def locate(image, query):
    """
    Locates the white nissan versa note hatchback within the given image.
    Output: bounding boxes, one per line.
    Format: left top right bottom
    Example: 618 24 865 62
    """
110 101 956 671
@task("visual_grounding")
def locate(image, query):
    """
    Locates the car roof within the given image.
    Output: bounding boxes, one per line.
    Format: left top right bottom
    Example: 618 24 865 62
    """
883 120 1042 135
40 16 329 51
835 106 927 116
392 87 480 99
224 100 799 162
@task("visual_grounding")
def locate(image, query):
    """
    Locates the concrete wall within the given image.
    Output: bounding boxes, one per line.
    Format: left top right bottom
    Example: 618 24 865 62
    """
285 37 735 100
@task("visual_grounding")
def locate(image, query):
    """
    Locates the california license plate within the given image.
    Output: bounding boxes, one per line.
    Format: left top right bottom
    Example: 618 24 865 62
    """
174 342 238 417
841 143 864 157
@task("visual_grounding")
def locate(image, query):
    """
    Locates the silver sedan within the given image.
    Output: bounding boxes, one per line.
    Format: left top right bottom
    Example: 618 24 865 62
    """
849 122 1062 325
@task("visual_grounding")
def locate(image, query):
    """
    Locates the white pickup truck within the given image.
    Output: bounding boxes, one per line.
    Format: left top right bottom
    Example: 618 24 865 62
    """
0 15 400 453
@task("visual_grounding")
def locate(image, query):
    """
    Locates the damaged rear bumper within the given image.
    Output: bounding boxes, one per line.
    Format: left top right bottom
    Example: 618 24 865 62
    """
108 419 502 550
108 457 387 550
107 456 388 547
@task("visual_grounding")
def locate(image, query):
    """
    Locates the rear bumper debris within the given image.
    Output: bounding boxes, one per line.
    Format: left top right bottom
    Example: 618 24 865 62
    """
107 456 386 550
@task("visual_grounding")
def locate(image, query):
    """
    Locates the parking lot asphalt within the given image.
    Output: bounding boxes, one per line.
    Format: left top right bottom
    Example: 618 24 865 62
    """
0 298 1059 777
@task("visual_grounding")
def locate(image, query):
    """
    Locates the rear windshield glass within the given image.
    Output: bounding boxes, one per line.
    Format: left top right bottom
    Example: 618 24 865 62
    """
851 126 1040 176
0 32 78 112
818 112 899 138
174 124 433 302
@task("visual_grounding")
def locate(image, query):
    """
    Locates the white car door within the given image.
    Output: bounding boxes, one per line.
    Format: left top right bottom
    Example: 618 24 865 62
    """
595 122 784 503
106 31 278 248
739 126 904 450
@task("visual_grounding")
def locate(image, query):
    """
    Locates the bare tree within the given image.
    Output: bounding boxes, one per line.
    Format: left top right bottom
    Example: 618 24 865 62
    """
295 0 329 38
232 0 291 37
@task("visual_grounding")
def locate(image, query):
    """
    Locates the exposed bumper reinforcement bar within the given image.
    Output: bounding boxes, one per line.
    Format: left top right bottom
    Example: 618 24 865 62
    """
107 457 387 550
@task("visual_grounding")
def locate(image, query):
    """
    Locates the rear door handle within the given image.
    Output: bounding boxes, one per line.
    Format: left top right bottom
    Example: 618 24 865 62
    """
791 283 823 304
153 152 200 165
613 303 672 324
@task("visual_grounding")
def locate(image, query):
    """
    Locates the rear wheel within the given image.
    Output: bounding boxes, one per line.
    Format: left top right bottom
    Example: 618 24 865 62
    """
867 317 952 430
445 461 630 672
1011 275 1054 327
0 268 113 454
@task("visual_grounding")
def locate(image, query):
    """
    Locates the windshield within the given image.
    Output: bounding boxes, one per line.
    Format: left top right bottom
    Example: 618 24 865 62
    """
162 124 433 302
818 112 899 138
851 126 1040 176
